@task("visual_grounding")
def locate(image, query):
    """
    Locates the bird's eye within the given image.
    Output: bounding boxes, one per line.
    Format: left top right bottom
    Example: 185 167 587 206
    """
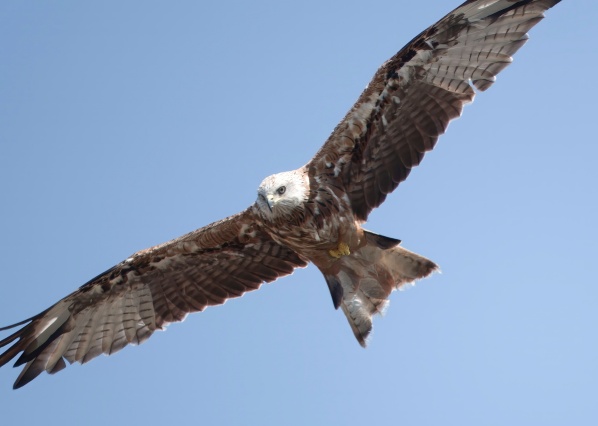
276 186 286 195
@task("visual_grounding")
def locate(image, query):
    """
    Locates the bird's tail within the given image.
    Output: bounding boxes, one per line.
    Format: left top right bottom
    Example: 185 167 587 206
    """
324 230 438 346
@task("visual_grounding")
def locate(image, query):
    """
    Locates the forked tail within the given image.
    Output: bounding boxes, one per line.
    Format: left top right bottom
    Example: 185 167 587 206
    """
324 230 438 346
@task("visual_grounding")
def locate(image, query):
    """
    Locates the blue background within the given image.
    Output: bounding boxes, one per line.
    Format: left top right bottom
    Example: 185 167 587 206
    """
1 1 594 424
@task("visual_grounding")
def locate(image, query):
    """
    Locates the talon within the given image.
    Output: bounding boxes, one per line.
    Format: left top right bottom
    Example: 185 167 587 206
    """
329 242 350 259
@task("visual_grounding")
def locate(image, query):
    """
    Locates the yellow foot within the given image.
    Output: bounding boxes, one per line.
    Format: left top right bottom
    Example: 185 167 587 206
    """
329 242 351 259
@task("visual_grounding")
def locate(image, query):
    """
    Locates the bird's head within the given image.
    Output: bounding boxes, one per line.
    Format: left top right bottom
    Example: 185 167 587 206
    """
256 169 310 221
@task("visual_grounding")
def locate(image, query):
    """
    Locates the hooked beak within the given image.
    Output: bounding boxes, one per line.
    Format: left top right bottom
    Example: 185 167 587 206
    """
258 192 273 212
267 195 275 211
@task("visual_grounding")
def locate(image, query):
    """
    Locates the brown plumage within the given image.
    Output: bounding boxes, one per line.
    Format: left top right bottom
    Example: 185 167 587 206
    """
0 0 561 388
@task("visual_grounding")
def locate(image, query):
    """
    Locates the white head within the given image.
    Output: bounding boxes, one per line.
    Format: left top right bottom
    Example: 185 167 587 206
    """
256 170 310 220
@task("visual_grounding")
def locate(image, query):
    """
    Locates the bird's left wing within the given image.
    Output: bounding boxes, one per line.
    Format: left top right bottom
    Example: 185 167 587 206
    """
0 208 307 388
307 0 560 221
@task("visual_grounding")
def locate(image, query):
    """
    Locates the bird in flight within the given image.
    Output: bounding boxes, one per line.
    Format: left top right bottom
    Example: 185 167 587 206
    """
0 0 562 388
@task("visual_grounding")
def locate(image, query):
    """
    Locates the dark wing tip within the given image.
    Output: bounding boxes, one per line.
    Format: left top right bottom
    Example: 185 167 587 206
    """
12 355 66 389
13 360 44 389
363 230 401 249
0 318 37 368
324 275 344 310
0 313 44 332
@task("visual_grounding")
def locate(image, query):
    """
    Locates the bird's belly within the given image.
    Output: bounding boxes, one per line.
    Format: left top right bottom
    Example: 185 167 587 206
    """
271 216 363 264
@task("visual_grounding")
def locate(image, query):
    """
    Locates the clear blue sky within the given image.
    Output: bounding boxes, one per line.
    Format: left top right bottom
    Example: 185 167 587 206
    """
1 1 594 424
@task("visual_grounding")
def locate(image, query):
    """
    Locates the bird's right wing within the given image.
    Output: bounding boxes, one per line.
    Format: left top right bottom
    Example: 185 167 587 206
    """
0 208 307 388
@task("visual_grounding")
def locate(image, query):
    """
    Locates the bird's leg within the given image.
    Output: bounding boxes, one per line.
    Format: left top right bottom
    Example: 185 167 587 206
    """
329 242 351 259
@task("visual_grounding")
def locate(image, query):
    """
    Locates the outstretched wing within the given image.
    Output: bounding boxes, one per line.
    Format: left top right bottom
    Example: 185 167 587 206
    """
307 0 560 221
0 209 307 388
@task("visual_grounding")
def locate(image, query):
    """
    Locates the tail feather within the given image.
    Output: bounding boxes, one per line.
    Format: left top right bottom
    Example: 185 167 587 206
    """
324 232 437 346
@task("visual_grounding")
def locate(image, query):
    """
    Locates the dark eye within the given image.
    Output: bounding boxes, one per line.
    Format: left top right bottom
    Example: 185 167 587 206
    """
276 186 286 195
